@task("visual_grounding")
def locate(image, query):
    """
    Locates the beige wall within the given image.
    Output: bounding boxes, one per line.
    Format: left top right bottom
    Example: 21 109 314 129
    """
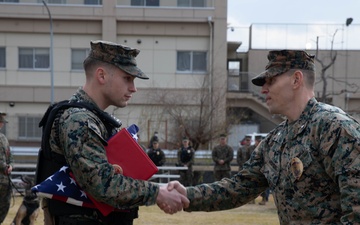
0 1 227 147
247 49 360 110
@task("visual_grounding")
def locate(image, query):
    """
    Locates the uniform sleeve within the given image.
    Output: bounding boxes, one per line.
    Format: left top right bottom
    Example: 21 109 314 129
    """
212 147 219 163
186 146 267 211
236 148 242 165
59 111 159 209
189 148 195 166
0 134 12 168
159 150 166 166
319 115 360 223
224 146 234 163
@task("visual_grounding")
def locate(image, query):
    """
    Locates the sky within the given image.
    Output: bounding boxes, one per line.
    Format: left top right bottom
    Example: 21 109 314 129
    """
227 0 360 51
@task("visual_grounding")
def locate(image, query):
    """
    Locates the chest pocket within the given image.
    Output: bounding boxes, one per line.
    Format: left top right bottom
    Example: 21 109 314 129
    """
286 149 314 183
259 136 283 189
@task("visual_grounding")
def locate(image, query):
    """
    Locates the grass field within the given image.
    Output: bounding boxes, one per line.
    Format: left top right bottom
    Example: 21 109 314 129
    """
4 195 280 225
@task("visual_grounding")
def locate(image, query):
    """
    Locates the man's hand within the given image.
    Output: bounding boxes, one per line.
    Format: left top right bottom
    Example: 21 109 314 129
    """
5 164 12 175
167 181 187 196
156 184 189 214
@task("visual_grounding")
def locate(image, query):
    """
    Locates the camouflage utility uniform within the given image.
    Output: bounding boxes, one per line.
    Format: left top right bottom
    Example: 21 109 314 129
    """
46 88 159 224
186 98 360 224
177 146 195 186
0 132 13 223
211 144 234 181
236 145 254 171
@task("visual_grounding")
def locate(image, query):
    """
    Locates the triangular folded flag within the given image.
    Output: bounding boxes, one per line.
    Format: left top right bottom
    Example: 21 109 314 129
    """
31 166 96 209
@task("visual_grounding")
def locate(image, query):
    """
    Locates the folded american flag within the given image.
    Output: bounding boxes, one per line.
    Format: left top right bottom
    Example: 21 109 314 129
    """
32 124 140 216
32 166 96 208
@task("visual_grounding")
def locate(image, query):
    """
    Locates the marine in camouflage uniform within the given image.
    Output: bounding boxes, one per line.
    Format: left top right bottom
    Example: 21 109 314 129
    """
170 50 360 224
177 137 195 186
40 40 187 225
0 113 13 224
236 135 253 171
211 134 234 181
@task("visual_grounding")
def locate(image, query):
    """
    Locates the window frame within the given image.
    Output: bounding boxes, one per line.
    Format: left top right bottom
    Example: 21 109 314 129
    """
18 47 50 70
71 48 90 71
0 47 5 68
84 0 102 5
18 115 42 141
131 0 160 6
176 50 207 74
177 0 205 7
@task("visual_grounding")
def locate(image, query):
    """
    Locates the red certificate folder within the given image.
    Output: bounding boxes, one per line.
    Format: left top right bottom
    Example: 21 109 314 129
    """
105 128 158 180
88 127 158 216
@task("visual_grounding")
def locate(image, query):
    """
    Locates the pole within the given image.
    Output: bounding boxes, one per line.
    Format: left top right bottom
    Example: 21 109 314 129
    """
42 1 54 104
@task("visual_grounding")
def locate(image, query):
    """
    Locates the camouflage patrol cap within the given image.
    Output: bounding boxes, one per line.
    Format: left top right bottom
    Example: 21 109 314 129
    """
252 50 315 86
0 112 7 123
89 40 149 79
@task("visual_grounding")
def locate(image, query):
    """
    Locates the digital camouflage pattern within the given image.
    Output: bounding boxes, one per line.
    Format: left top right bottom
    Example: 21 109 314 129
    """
49 88 159 210
212 144 234 180
252 50 315 86
89 40 149 80
0 130 13 223
186 98 360 224
236 145 254 171
211 144 234 172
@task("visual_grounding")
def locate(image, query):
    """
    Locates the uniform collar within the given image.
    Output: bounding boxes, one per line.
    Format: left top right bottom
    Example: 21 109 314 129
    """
285 97 318 140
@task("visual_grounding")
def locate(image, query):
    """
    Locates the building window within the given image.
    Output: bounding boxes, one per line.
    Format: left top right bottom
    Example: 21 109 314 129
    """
0 0 19 2
71 48 90 70
131 0 159 6
18 116 42 140
84 0 102 5
177 0 205 7
46 0 66 4
177 51 207 73
0 47 5 68
19 48 49 69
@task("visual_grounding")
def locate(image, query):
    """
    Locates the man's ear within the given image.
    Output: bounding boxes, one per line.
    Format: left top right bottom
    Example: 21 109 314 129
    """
292 70 304 88
95 67 106 84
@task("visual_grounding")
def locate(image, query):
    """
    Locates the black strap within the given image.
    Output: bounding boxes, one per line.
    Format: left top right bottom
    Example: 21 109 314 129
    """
39 100 121 160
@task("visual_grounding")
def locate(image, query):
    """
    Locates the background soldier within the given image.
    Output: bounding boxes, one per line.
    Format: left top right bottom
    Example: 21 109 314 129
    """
177 137 195 186
147 136 166 167
211 134 234 181
236 135 252 171
0 112 13 224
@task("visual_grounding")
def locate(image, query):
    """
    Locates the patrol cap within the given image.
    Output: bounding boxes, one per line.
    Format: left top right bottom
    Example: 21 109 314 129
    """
252 50 315 86
0 112 7 123
89 40 149 80
182 136 189 141
220 133 227 138
255 135 264 141
152 136 159 143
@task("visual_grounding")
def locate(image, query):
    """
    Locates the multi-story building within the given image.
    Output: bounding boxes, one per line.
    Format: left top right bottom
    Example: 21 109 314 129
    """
1 1 359 150
0 0 230 149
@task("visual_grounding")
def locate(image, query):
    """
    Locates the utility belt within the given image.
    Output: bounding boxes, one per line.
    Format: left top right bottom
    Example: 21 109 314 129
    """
48 199 138 225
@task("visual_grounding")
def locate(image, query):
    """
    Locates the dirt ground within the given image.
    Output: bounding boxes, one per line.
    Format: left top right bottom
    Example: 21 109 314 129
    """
4 195 280 225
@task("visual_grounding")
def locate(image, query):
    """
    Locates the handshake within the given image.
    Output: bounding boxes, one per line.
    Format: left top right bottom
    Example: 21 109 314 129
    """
156 181 189 214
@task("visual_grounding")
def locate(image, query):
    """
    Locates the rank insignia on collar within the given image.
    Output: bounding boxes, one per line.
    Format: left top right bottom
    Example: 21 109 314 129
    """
290 157 303 180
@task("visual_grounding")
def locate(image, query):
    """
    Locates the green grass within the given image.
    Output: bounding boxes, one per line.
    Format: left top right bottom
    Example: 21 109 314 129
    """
4 195 280 225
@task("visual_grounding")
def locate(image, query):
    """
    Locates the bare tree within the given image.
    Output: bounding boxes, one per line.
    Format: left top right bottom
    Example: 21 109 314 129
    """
315 31 338 103
315 29 359 103
146 73 244 150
